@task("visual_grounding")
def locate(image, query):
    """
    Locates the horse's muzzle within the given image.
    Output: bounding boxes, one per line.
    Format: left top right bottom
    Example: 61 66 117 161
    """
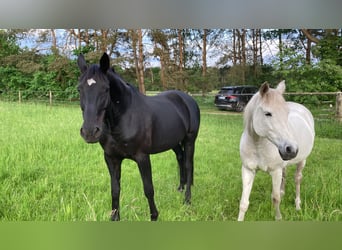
279 143 298 161
80 126 102 143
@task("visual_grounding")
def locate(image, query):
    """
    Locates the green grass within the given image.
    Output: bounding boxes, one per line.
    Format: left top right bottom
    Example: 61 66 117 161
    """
0 101 341 221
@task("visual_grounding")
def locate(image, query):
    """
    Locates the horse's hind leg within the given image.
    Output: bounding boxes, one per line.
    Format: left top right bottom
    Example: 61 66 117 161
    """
183 140 195 204
295 160 306 210
172 144 186 192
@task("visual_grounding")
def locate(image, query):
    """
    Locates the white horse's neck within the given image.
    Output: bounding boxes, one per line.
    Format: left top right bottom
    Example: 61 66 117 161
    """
243 93 261 139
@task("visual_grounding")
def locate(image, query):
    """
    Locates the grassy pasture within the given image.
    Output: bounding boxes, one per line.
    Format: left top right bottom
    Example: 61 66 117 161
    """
0 101 341 221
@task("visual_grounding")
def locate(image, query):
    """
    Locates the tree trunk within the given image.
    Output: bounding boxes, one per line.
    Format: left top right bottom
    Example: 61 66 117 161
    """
137 29 145 94
232 29 237 66
178 29 183 71
178 29 184 90
252 29 263 77
236 29 241 65
100 29 108 53
160 53 167 90
279 30 283 70
50 29 57 54
132 30 139 85
306 38 311 65
252 29 257 78
241 29 246 84
259 29 263 65
151 30 169 90
202 29 207 94
77 29 81 49
84 29 90 46
131 29 145 94
202 29 207 77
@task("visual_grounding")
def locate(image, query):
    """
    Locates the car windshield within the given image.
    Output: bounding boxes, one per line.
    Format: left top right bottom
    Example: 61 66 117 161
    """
219 88 239 95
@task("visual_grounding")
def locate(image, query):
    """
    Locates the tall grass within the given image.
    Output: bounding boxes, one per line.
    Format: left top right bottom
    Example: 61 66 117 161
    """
0 101 341 221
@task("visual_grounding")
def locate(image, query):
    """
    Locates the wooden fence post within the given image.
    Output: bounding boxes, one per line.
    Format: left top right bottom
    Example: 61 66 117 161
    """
336 92 342 122
18 90 22 103
49 91 52 106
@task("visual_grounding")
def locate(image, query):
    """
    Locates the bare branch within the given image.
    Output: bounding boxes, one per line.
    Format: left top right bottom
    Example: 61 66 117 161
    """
301 29 320 44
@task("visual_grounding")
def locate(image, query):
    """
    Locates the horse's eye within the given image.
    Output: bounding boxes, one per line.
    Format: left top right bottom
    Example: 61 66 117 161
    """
265 112 272 117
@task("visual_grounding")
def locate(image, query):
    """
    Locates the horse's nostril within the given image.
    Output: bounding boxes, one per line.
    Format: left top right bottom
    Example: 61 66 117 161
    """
287 145 298 156
80 126 101 137
93 126 101 135
285 145 298 156
285 146 293 153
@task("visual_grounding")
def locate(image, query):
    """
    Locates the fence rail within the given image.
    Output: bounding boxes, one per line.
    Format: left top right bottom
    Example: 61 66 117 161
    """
1 90 342 121
0 90 79 105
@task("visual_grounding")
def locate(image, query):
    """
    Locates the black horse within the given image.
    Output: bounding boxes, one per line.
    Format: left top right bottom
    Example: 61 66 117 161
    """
77 53 200 221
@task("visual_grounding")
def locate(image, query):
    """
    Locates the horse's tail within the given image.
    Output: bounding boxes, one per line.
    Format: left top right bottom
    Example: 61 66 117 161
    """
178 91 201 136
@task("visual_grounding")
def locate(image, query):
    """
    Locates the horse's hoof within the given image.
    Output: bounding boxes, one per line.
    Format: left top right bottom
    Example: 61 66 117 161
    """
177 185 184 192
151 212 159 221
275 215 282 221
295 198 301 210
183 199 191 205
280 190 285 198
110 209 120 221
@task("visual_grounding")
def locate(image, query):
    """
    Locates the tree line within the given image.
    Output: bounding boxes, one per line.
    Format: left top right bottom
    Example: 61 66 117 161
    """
0 29 341 102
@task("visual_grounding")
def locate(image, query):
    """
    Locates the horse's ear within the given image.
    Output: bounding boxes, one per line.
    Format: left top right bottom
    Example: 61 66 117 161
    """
100 53 110 73
77 54 88 73
276 80 286 94
259 82 269 97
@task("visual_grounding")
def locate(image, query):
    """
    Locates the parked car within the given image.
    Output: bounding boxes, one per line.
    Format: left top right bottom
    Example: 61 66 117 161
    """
214 85 258 112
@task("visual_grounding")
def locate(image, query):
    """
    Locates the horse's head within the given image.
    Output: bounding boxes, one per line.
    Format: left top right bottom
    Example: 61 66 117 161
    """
249 81 298 161
77 53 111 143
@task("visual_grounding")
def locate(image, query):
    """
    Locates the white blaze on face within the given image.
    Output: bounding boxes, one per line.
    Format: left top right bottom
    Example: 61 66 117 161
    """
87 78 96 86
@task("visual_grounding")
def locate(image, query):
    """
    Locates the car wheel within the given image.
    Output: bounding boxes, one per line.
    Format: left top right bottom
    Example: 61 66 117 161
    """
235 101 246 112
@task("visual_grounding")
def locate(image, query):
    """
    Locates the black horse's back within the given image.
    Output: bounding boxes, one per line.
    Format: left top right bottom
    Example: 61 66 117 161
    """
158 90 200 135
142 90 200 155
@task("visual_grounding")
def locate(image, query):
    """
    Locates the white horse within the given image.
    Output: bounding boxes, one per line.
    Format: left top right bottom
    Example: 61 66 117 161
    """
238 81 315 221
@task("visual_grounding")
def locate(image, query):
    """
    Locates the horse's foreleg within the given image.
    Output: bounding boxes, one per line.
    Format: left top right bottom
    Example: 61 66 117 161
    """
172 144 186 192
295 160 305 210
136 154 159 221
270 168 283 220
280 168 287 197
104 154 122 221
238 166 256 221
184 141 195 205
